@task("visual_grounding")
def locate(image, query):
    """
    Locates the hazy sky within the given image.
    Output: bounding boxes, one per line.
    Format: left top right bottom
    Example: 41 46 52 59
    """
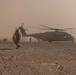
0 0 76 40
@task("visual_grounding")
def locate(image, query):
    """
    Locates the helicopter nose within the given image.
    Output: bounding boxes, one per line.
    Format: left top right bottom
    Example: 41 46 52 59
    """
71 36 74 40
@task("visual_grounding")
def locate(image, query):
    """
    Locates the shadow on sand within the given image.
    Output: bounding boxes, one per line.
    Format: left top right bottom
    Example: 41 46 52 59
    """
0 48 13 50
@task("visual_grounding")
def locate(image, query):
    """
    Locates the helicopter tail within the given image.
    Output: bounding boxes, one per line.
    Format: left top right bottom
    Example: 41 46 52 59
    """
19 26 27 36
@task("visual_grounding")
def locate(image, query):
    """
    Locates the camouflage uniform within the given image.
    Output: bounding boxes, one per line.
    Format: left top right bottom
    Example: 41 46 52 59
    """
13 30 20 49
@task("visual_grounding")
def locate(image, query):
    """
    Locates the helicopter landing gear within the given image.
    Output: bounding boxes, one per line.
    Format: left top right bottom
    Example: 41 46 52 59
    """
71 40 75 43
49 41 52 43
72 41 73 43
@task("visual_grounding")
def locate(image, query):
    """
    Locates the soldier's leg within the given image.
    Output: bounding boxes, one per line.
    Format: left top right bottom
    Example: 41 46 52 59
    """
15 40 20 49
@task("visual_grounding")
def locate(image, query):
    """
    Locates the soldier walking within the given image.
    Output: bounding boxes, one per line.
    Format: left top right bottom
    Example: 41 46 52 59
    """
13 29 21 49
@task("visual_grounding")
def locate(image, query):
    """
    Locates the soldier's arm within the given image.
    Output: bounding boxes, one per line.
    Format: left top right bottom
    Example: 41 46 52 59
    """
13 34 16 42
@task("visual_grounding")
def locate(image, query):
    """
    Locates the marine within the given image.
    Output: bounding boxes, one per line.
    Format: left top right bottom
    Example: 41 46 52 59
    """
13 29 21 49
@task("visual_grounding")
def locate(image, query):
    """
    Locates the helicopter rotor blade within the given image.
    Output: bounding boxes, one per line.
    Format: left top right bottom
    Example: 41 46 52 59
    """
38 28 54 30
39 25 65 31
39 25 54 30
23 25 75 32
63 28 75 30
25 25 52 30
59 28 75 32
40 25 75 30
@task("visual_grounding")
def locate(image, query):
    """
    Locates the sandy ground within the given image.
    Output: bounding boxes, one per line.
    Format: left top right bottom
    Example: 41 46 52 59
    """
0 41 76 75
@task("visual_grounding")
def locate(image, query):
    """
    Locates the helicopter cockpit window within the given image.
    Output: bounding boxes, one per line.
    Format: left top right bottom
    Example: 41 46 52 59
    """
64 36 67 38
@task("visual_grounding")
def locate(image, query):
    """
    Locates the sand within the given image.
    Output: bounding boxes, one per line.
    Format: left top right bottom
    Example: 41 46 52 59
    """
0 41 76 75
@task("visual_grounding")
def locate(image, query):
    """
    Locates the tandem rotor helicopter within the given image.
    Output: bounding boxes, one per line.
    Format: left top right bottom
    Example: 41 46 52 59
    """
19 24 75 43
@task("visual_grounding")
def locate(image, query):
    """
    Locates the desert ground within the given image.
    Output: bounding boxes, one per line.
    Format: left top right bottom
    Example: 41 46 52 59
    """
0 41 76 75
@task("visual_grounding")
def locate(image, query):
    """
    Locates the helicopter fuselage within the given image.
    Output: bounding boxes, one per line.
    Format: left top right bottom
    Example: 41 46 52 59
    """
19 26 74 42
26 31 74 42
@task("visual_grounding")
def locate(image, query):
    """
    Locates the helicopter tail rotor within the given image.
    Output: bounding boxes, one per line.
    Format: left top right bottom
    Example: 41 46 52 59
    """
19 26 27 36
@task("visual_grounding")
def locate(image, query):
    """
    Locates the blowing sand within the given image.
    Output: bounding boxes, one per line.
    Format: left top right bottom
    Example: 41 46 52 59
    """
0 41 76 75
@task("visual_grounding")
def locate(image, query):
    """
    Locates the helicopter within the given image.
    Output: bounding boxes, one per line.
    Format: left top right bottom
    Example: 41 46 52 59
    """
19 25 75 43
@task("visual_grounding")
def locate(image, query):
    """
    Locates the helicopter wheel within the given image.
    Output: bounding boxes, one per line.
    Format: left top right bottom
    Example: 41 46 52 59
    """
49 41 52 43
71 40 74 43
